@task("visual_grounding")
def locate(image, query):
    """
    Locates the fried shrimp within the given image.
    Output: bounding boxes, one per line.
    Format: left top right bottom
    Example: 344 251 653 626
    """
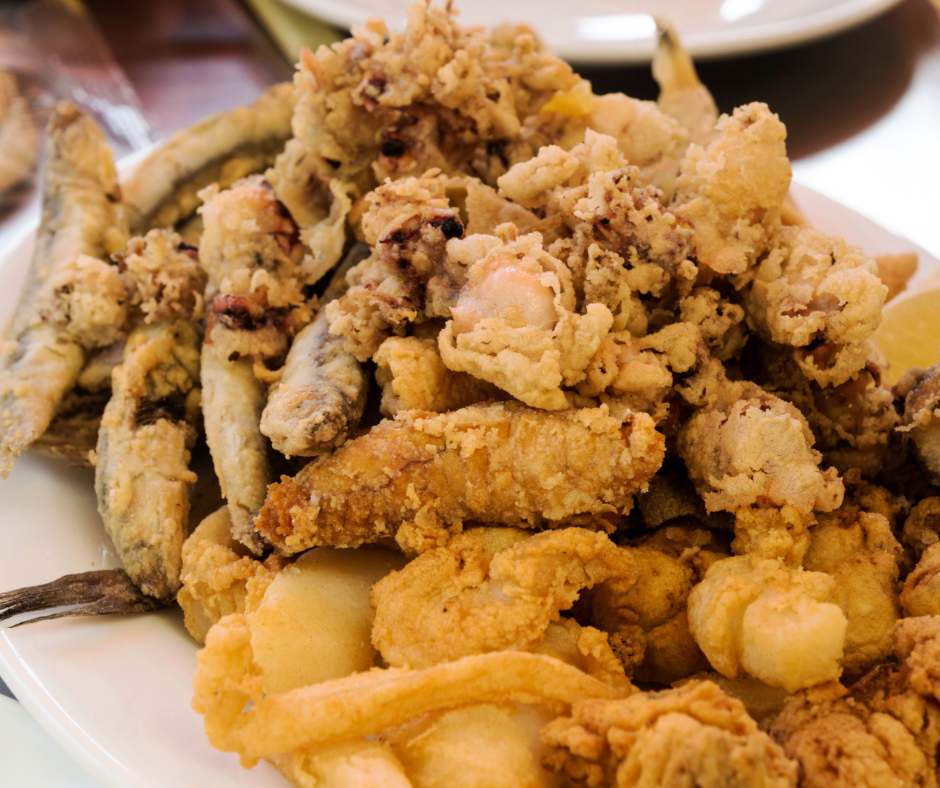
94 319 201 601
371 527 636 668
256 401 664 554
0 104 128 477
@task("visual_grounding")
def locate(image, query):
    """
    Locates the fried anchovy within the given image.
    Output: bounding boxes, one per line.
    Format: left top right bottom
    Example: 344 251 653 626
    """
122 83 294 232
201 340 271 554
95 319 202 601
260 246 369 458
0 103 127 478
0 570 165 627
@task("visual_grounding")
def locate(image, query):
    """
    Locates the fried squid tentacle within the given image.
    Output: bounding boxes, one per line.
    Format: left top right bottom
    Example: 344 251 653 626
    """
122 83 295 232
95 319 202 601
256 401 665 554
0 103 127 477
260 248 369 458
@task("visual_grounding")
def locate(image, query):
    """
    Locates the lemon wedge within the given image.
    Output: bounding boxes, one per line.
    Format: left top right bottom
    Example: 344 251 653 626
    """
872 281 940 385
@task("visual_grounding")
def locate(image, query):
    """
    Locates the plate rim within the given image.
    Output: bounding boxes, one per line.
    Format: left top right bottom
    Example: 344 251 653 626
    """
278 0 905 63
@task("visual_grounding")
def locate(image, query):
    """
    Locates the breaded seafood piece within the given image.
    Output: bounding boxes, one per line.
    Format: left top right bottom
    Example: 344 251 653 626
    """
371 527 635 668
576 323 707 421
374 335 502 416
177 507 286 644
269 741 411 788
325 175 466 359
652 21 718 149
731 505 813 566
201 341 272 553
439 232 613 410
115 228 207 323
283 1 580 196
256 401 665 555
591 525 728 684
541 680 797 788
874 251 917 302
0 104 128 477
900 497 940 567
687 555 847 692
192 614 628 764
677 381 844 515
94 319 201 601
744 226 887 386
897 363 940 482
260 251 369 458
770 617 940 788
803 507 901 678
678 287 748 361
747 345 899 477
673 102 791 276
122 83 294 232
533 618 634 692
902 543 940 618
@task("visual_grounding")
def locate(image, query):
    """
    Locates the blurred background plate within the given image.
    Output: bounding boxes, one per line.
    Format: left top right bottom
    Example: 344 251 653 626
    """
278 0 905 63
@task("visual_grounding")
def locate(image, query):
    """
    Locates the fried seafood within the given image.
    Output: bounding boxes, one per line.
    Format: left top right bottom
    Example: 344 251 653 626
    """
590 525 728 684
439 231 614 409
541 680 797 788
201 343 272 553
900 497 940 568
260 250 369 457
0 104 128 478
269 741 412 788
898 363 940 482
371 527 634 668
122 83 295 232
94 319 201 601
803 508 902 678
192 614 628 764
178 507 287 643
374 335 503 416
677 380 844 516
874 251 918 302
744 225 888 386
769 616 940 788
687 555 847 692
902 543 940 617
256 401 665 554
115 229 207 323
672 102 791 277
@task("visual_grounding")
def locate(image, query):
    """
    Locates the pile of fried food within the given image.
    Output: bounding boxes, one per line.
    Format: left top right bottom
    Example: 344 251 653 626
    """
3 2 940 786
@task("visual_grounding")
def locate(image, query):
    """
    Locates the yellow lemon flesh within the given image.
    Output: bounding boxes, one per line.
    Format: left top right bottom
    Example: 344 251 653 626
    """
872 282 940 385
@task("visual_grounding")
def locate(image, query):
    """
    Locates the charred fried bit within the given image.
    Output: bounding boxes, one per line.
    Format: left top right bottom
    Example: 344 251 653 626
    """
256 401 665 555
371 527 635 668
541 680 797 788
0 570 164 626
898 363 940 482
744 226 887 386
591 524 728 684
373 335 502 416
201 342 272 554
260 250 369 457
803 507 901 678
95 319 201 601
122 83 294 232
192 614 627 764
0 104 128 477
673 103 791 276
677 381 844 515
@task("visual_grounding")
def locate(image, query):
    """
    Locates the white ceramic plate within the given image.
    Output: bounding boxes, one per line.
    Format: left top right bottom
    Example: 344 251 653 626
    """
0 181 937 788
280 0 904 63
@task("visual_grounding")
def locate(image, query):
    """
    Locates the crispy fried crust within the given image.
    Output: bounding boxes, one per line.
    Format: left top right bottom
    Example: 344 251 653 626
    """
255 401 665 554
